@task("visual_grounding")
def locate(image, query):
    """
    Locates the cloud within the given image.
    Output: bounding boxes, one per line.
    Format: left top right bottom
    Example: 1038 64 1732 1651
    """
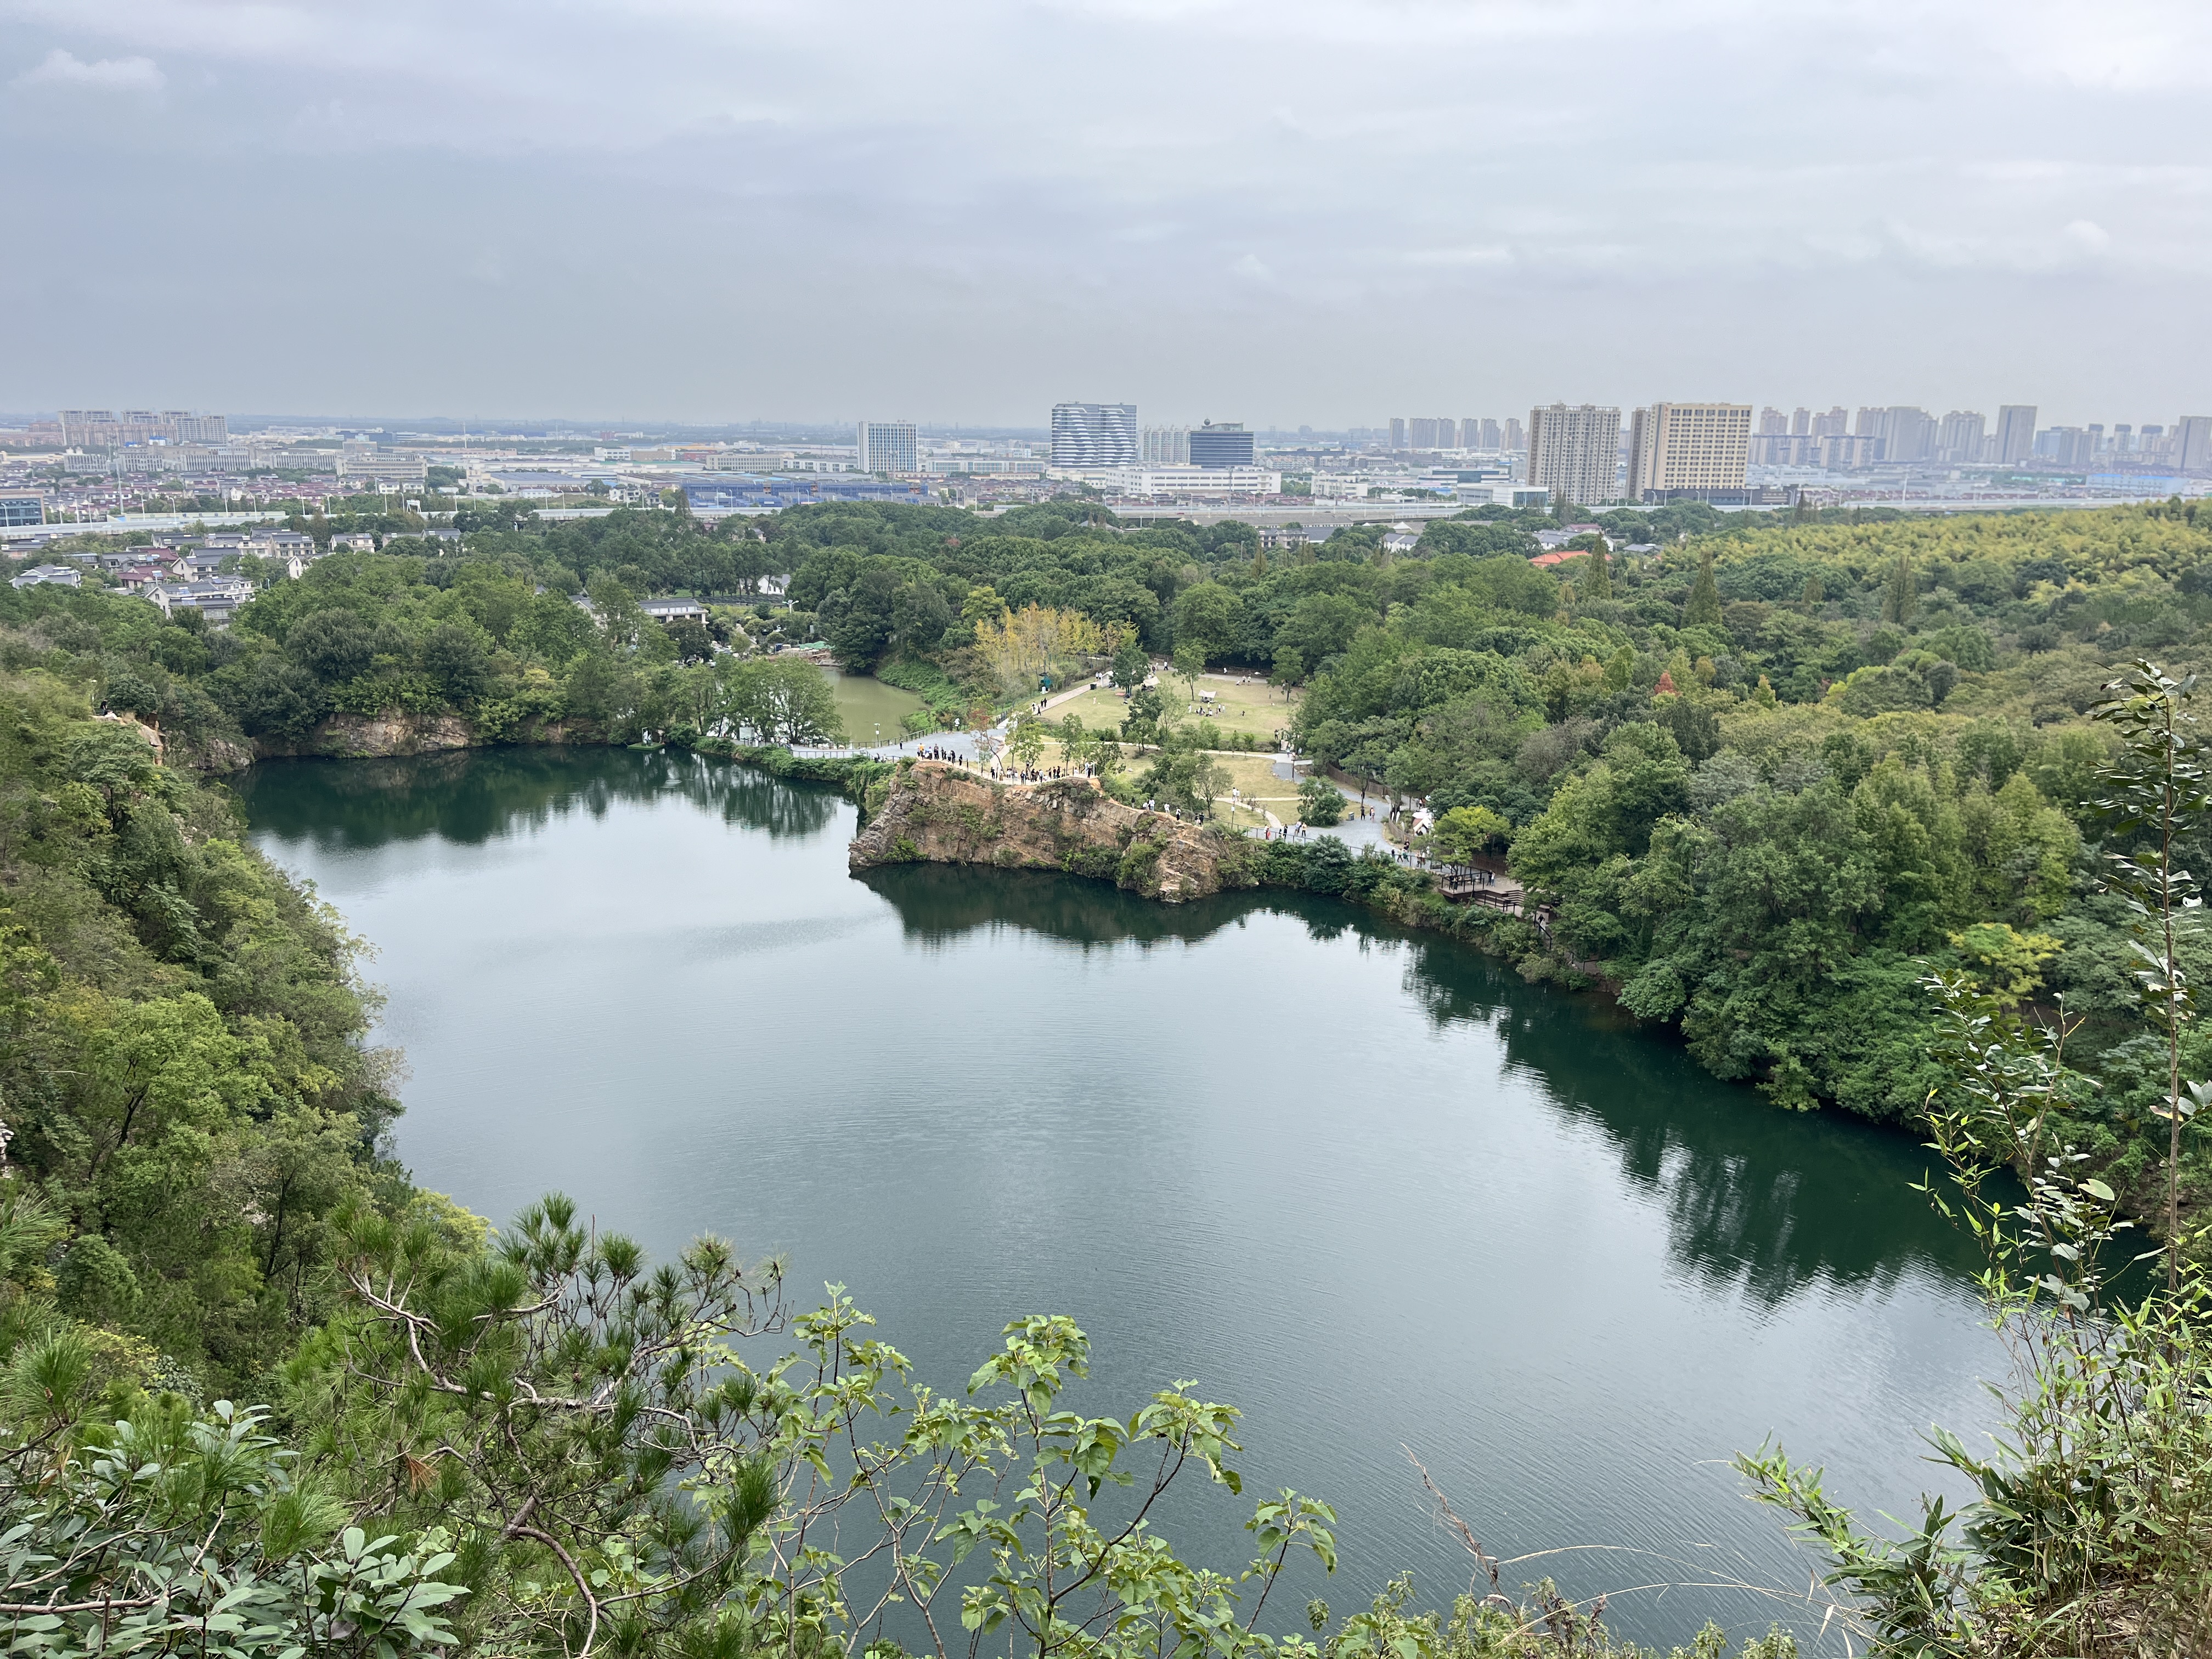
2 0 2209 420
12 47 163 92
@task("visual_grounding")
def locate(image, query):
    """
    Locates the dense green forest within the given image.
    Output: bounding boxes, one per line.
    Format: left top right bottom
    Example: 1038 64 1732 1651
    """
4 491 2211 1653
9 496 2212 1215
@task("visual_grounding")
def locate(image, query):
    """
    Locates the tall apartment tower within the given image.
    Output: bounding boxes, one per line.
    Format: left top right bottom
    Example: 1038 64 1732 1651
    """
1503 416 1525 452
1480 418 1502 449
1791 407 1812 435
1812 407 1849 438
1387 418 1408 449
855 420 917 473
1141 426 1188 464
1990 405 2038 466
1049 403 1139 467
1458 418 1482 449
1525 404 1622 507
1624 403 1751 500
1758 407 1788 435
1937 411 1987 465
2176 415 2212 475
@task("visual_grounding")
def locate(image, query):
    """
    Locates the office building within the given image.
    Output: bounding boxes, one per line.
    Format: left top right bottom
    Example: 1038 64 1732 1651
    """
1141 426 1189 464
1188 421 1256 467
855 420 918 473
1049 403 1139 467
0 491 44 528
1525 404 1621 507
335 442 428 485
1625 403 1751 500
1051 465 1282 496
1992 405 2038 465
2176 416 2212 475
1937 410 1987 465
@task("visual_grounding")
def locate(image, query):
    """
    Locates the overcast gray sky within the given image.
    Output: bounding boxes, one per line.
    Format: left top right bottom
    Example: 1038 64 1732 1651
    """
3 0 2206 428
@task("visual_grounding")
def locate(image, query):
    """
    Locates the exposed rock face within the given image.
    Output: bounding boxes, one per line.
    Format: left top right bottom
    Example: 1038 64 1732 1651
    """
255 710 482 760
849 761 1245 902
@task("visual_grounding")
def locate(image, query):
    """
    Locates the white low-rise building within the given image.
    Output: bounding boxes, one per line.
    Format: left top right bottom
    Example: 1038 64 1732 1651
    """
148 578 254 628
10 563 82 589
1052 466 1284 496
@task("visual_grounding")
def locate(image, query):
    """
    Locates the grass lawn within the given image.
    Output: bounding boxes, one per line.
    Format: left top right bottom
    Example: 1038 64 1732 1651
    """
1096 748 1304 829
1053 673 1300 743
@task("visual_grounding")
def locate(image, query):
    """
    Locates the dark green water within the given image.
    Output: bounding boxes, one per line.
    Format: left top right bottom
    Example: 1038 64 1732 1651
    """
235 747 2004 1651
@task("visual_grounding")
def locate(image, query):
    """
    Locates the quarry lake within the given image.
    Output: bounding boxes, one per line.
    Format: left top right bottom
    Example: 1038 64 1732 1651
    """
235 744 2004 1651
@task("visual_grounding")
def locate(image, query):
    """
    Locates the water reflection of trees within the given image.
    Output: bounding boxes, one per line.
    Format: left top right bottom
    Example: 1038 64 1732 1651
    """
1393 929 1987 1307
234 748 843 850
863 864 1980 1310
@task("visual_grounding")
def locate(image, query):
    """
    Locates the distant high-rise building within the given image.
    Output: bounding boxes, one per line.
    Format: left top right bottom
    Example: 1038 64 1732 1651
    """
2087 423 2107 455
1480 418 1502 449
1855 407 1886 439
57 408 226 448
2176 415 2212 475
1407 417 1453 449
1141 426 1188 464
1993 405 2038 465
1504 417 1525 452
1388 418 1408 449
1791 407 1812 436
1189 421 1256 467
1626 402 1751 500
1937 410 1986 465
1812 406 1849 438
2113 424 2134 453
1882 407 1937 464
1050 403 1139 467
1458 419 1482 449
1758 407 1788 435
1525 403 1622 507
855 420 917 473
2036 427 2096 469
2140 424 2168 460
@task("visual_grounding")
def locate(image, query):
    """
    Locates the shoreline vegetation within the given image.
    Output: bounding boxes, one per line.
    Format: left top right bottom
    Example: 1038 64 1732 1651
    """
3 493 2211 1653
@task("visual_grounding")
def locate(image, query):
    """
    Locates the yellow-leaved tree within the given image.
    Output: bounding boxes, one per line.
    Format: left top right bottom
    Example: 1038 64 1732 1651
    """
975 603 1103 695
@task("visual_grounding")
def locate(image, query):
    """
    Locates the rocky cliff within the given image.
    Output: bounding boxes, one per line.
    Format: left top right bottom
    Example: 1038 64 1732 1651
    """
252 712 579 762
848 761 1248 902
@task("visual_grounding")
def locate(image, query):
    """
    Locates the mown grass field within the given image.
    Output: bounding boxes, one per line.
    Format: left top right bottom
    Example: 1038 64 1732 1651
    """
1053 672 1300 742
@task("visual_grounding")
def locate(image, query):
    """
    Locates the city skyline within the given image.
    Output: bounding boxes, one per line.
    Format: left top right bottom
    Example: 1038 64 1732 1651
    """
3 0 2209 422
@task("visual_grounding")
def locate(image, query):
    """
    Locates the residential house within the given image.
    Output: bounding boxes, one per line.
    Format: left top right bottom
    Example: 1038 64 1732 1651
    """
640 596 709 622
10 563 83 590
148 579 254 629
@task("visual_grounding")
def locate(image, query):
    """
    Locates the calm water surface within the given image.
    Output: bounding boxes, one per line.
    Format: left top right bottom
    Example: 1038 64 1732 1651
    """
235 748 2004 1651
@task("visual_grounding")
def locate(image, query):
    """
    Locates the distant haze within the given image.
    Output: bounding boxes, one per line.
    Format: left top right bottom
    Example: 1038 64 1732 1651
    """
3 0 2207 427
